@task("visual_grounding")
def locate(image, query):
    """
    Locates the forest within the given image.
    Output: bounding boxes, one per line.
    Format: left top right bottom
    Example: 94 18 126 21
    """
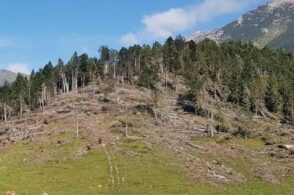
0 37 293 124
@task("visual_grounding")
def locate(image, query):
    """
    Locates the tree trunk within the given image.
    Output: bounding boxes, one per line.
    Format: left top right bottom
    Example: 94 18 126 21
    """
20 96 23 116
138 56 141 71
75 68 78 91
4 104 7 122
71 71 75 92
53 84 57 97
208 111 215 137
41 84 46 109
82 74 85 88
104 62 109 76
113 63 116 78
65 77 69 93
121 73 125 85
159 57 164 74
61 72 67 93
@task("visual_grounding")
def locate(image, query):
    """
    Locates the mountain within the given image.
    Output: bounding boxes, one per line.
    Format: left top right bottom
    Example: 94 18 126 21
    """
188 0 294 52
0 69 19 85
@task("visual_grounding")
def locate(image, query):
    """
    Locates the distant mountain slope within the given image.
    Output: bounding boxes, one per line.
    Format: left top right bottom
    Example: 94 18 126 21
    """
188 0 294 52
0 69 19 85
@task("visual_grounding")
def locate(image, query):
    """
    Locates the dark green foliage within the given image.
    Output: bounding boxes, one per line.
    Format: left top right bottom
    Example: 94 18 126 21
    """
184 72 203 96
265 76 282 113
137 65 158 89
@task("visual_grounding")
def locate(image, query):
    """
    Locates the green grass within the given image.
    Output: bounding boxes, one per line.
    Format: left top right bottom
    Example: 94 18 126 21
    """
0 133 109 195
121 139 151 154
191 136 264 149
0 136 293 195
114 140 215 195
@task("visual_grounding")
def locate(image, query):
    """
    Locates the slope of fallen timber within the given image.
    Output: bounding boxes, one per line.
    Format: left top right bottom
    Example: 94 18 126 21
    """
0 78 293 194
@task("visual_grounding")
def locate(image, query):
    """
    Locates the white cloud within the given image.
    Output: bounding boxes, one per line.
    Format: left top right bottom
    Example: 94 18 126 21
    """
120 0 261 45
6 63 31 75
120 33 139 46
142 7 194 38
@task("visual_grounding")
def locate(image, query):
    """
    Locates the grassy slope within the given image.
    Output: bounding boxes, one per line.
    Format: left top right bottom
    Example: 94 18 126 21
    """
0 133 293 195
0 133 109 194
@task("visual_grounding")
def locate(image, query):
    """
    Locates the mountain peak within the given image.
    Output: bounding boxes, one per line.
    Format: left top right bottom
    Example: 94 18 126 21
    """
188 0 294 52
268 0 294 10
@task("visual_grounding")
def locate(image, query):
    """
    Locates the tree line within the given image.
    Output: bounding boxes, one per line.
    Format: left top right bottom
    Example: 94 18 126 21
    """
0 36 293 123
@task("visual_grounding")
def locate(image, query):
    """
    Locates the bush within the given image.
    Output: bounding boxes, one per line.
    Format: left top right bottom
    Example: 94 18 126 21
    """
232 126 251 139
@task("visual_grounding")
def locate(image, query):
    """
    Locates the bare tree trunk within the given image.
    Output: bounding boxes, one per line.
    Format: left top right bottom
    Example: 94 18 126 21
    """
10 121 15 132
82 74 86 88
207 111 215 137
75 68 78 91
138 56 141 71
4 104 7 122
8 109 11 120
61 72 67 93
41 84 46 109
211 111 215 137
54 84 57 97
65 77 69 93
159 57 164 74
20 96 23 116
104 62 109 76
71 71 75 92
113 63 116 78
62 73 65 92
121 73 125 85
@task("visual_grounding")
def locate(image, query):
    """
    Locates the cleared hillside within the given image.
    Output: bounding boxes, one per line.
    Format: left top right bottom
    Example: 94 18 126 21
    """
0 77 293 194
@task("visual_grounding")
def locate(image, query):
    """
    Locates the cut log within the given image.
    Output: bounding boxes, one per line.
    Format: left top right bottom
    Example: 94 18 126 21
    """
278 144 294 151
185 141 204 149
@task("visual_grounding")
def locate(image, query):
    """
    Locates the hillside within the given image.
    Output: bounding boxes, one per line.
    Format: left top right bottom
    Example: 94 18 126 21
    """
0 77 293 194
188 0 294 52
0 69 19 86
0 37 293 194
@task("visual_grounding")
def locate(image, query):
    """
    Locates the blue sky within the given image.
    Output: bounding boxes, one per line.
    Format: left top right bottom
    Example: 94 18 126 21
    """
0 0 270 74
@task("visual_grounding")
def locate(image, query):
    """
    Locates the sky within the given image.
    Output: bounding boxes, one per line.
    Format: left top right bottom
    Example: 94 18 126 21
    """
0 0 270 74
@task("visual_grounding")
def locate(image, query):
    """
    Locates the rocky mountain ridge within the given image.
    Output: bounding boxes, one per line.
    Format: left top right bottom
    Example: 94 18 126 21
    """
188 0 294 51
